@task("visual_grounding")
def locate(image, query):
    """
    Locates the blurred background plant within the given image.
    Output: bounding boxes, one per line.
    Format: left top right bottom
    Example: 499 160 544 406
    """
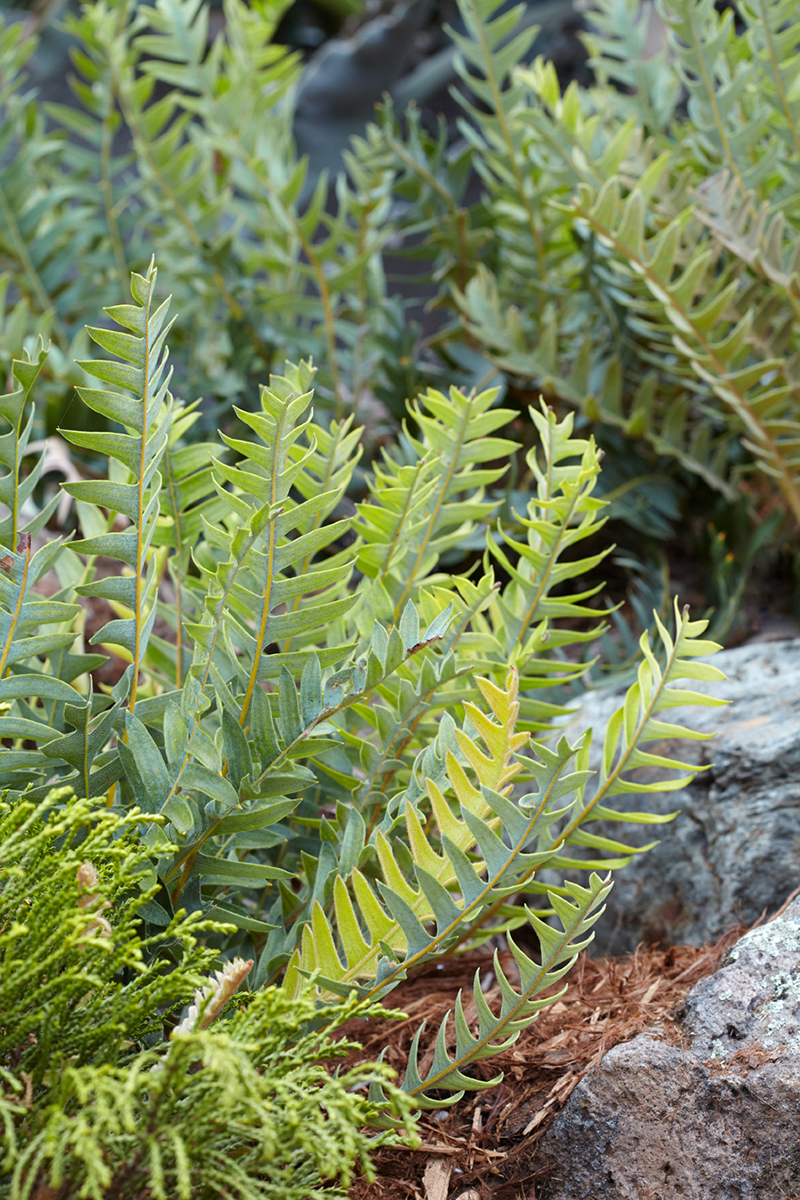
0 0 798 648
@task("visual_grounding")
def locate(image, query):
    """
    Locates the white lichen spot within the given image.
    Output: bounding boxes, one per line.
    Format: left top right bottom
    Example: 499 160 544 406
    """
727 918 800 964
756 969 800 1054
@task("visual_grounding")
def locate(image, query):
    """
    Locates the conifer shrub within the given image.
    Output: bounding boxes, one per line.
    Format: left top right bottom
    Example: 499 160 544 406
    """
0 789 415 1200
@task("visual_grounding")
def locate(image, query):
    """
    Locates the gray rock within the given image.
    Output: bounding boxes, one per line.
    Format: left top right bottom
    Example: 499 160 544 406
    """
683 896 800 1061
561 638 800 954
293 1 434 178
538 897 800 1200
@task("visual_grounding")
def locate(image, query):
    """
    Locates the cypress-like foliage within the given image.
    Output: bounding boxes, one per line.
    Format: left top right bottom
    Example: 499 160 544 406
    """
0 790 416 1200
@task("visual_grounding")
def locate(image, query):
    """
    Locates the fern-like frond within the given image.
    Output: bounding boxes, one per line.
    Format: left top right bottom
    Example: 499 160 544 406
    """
582 0 680 131
149 398 228 687
561 179 800 525
482 404 610 691
452 263 735 499
660 0 771 193
739 0 800 197
278 404 363 657
511 600 727 883
284 669 535 998
693 171 800 312
331 638 464 818
450 0 541 253
0 534 80 788
355 384 517 624
401 873 611 1105
374 603 722 1105
190 360 358 726
0 343 52 547
292 597 724 1023
61 260 175 711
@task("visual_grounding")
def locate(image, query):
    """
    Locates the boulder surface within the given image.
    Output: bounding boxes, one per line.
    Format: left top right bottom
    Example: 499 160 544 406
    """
538 895 800 1199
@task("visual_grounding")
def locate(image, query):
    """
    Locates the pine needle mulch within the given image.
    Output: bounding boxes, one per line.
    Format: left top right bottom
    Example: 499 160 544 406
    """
346 920 757 1200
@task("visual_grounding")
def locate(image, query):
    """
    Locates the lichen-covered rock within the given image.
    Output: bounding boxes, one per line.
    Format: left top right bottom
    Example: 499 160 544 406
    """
538 897 800 1200
681 894 800 1058
561 638 800 954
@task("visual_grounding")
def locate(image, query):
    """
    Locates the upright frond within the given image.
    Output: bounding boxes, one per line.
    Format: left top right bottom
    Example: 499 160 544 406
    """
62 260 175 711
660 0 770 191
355 384 517 623
0 343 51 548
192 361 358 726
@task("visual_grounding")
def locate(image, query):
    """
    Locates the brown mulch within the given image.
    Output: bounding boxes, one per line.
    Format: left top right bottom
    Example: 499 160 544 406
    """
345 901 797 1200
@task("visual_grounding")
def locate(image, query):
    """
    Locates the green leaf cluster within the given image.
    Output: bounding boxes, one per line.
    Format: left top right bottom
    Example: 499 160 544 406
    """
0 259 725 1109
1 0 797 634
0 0 397 420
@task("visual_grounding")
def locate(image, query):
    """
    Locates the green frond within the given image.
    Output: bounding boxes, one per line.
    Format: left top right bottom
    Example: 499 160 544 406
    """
62 260 175 710
0 342 52 547
739 0 800 189
561 179 800 526
486 403 610 669
536 599 727 871
449 0 540 197
285 669 537 999
403 403 611 729
355 383 517 623
0 535 81 789
188 361 358 728
322 637 463 817
659 0 771 192
278 403 363 657
402 873 611 1105
582 0 680 130
451 263 734 501
150 398 230 687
